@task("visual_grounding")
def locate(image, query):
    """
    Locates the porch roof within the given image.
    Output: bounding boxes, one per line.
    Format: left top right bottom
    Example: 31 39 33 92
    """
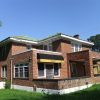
37 53 64 63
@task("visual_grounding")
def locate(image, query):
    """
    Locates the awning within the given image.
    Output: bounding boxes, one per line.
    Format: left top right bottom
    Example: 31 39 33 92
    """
37 53 64 63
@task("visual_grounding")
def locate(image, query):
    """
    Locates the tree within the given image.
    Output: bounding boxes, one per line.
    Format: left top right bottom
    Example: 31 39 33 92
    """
88 34 100 52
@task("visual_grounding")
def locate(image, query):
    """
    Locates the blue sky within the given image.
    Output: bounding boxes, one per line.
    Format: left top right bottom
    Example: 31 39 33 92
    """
0 0 100 40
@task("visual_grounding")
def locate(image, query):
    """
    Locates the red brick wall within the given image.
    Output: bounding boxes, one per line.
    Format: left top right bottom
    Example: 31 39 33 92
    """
12 50 34 86
67 50 93 77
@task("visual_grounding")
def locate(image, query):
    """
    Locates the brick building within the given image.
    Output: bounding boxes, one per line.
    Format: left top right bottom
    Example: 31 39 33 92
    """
0 33 100 94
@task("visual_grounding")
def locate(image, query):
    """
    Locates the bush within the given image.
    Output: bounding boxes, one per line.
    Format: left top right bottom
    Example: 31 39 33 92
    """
5 80 11 89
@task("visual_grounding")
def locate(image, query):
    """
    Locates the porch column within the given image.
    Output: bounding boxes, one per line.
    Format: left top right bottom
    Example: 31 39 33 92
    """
89 51 94 77
32 50 38 79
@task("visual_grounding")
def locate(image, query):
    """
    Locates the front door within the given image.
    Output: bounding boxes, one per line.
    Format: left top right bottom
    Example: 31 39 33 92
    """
46 64 53 79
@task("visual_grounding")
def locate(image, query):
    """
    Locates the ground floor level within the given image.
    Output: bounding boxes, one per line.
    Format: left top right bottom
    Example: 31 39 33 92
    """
1 76 100 94
0 50 100 94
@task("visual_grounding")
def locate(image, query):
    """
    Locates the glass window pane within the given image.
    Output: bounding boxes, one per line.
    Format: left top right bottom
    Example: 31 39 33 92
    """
54 63 59 75
38 63 44 77
24 67 29 78
20 67 23 78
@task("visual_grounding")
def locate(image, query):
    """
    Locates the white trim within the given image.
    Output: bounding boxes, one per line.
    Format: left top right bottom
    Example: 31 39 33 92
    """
10 37 38 45
71 42 82 52
61 34 94 45
12 84 93 94
38 34 94 46
35 49 62 55
38 63 60 79
14 63 29 78
12 85 33 92
0 82 5 89
1 66 7 78
36 84 93 94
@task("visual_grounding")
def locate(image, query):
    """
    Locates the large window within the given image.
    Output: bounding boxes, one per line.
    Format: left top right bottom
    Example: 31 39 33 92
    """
38 63 60 78
71 43 82 52
1 65 7 78
14 63 29 78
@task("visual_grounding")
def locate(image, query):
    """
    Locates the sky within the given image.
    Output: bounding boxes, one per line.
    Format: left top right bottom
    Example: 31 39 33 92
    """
0 0 100 41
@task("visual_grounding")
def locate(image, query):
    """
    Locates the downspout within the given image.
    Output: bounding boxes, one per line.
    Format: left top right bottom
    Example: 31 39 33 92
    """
10 58 13 89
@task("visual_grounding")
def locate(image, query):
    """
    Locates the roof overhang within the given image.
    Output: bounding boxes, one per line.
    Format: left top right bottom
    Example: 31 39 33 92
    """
0 37 38 45
38 34 94 46
61 34 94 46
10 37 38 45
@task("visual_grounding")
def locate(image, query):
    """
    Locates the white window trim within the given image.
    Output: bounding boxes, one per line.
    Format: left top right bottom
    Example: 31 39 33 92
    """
38 63 60 79
38 64 46 79
71 42 82 52
1 66 7 78
14 63 29 79
43 41 52 51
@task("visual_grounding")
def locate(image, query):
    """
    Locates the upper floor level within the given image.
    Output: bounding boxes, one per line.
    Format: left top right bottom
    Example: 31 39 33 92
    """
0 33 94 61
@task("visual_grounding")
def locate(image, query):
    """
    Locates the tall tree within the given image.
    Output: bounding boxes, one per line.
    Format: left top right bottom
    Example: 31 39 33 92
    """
88 34 100 52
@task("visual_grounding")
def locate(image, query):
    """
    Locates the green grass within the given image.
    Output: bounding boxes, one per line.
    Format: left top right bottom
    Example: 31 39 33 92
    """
0 84 100 100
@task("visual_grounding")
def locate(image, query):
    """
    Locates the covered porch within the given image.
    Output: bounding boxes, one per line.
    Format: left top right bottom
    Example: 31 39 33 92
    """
91 51 100 76
67 50 92 78
36 49 64 79
69 60 86 78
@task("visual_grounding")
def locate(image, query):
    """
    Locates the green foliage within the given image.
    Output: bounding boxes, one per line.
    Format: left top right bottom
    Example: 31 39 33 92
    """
4 80 11 89
88 34 100 52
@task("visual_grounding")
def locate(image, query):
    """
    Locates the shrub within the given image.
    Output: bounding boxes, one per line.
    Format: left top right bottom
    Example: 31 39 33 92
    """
5 80 11 89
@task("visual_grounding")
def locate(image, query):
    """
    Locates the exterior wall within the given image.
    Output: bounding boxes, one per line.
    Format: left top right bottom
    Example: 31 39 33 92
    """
12 42 37 55
91 51 100 59
67 50 92 77
0 43 12 81
12 50 34 87
12 43 27 55
0 37 100 94
82 45 91 50
60 40 71 79
33 79 58 89
58 77 93 89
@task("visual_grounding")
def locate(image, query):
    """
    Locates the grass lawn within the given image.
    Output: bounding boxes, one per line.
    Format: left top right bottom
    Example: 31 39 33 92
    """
0 84 100 100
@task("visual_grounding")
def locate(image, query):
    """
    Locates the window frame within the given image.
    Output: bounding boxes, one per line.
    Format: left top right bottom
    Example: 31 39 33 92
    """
71 42 82 52
43 41 52 51
14 63 29 79
38 63 60 78
1 65 7 78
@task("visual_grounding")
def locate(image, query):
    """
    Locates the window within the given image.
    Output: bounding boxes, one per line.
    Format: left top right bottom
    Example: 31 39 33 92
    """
71 43 82 52
38 63 45 77
43 45 48 50
27 45 32 50
93 65 100 75
43 42 52 51
54 63 60 76
48 42 52 51
14 63 29 78
38 63 60 78
1 65 7 78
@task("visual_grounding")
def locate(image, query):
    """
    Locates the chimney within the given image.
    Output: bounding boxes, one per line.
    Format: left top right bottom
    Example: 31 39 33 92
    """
73 34 80 39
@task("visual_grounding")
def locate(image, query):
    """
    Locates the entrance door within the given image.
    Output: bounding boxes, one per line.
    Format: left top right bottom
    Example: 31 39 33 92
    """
46 64 54 79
